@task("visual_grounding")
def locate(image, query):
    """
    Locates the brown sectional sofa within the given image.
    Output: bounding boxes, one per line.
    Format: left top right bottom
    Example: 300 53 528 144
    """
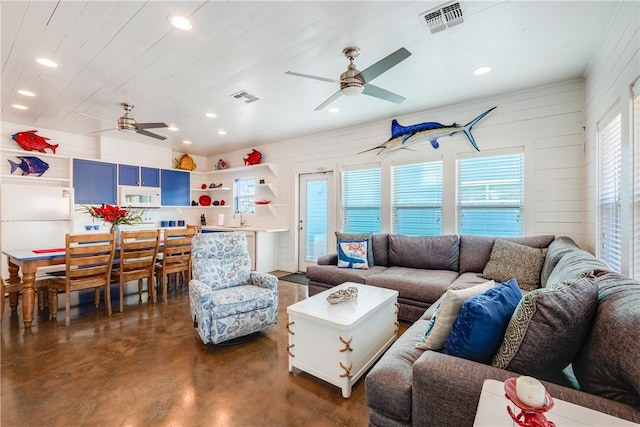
305 234 640 426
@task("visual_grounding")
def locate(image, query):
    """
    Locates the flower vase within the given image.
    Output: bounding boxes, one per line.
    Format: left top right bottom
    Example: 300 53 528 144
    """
110 223 120 246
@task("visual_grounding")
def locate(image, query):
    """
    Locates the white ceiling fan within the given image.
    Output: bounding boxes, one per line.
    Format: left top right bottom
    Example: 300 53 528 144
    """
90 103 168 140
286 47 412 111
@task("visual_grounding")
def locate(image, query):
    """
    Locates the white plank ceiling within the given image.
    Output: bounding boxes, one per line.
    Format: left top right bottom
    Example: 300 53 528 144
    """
1 1 621 156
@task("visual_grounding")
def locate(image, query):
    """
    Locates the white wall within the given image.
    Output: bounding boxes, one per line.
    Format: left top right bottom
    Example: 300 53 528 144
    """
583 1 639 272
211 80 588 272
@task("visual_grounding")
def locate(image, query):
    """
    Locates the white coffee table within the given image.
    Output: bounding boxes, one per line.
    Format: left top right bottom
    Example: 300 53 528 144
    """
473 379 638 426
287 282 399 398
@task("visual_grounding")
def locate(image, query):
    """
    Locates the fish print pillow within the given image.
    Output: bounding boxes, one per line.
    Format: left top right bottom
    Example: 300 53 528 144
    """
337 240 369 269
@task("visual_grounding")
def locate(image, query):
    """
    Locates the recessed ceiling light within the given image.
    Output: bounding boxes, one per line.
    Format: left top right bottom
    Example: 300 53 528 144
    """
329 108 340 113
168 126 179 131
183 140 192 145
205 112 217 118
12 104 28 110
18 89 36 97
169 15 193 31
36 58 58 68
217 129 227 135
473 66 491 76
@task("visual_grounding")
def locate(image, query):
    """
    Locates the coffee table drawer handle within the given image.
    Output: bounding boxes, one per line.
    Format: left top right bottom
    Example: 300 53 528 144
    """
339 336 353 352
287 344 295 357
339 361 353 378
395 303 399 314
287 321 295 335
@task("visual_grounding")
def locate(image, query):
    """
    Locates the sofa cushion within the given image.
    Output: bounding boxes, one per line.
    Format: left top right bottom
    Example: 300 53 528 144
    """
335 232 374 266
459 235 555 274
573 272 640 408
388 234 459 270
304 264 386 286
365 266 459 304
492 276 598 380
444 278 522 364
540 236 580 287
545 249 610 286
336 239 369 269
372 233 390 267
481 239 546 291
365 319 430 423
415 280 495 350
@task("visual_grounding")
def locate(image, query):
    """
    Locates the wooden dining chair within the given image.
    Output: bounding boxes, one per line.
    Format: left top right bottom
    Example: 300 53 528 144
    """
155 228 195 301
1 276 51 319
48 232 116 326
111 229 160 311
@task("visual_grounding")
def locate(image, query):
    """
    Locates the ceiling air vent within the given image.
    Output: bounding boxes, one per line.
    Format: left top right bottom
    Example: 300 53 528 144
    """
420 1 464 34
231 90 260 104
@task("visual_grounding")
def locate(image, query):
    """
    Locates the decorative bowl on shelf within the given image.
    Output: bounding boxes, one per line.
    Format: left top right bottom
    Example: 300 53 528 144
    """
255 199 271 205
199 195 212 206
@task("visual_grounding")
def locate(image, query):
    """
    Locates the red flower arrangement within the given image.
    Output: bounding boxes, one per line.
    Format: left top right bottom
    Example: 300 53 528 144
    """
80 204 144 226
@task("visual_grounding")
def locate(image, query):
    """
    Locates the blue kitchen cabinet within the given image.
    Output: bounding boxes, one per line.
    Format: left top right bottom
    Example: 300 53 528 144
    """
161 169 190 206
73 159 117 204
119 164 160 187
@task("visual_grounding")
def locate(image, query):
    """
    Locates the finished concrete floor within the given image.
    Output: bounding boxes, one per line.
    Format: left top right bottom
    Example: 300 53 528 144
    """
1 275 408 427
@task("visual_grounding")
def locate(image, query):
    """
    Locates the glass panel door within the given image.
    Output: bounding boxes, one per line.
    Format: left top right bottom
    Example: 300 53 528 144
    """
298 172 333 272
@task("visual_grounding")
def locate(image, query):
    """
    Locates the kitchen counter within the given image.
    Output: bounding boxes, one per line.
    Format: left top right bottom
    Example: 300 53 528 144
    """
201 226 288 233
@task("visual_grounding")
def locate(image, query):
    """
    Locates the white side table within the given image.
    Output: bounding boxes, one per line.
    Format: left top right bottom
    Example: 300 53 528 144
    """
474 379 638 426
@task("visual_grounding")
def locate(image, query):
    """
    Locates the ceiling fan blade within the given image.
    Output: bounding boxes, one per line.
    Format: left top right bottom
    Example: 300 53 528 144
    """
135 122 168 129
362 83 406 104
314 90 343 111
286 71 339 84
136 128 167 140
357 47 412 83
90 128 117 134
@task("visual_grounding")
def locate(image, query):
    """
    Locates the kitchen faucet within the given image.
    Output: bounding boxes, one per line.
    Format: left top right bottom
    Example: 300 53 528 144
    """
233 211 246 227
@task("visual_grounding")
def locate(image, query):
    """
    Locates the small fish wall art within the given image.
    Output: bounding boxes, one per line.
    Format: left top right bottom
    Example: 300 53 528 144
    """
175 154 197 171
7 156 50 176
243 149 263 166
361 106 497 155
11 130 58 154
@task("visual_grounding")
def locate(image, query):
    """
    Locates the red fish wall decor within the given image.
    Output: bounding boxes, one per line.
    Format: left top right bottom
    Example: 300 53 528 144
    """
243 149 263 166
11 130 58 154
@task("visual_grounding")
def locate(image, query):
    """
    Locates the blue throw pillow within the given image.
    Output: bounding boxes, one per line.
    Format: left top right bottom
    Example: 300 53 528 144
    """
443 278 522 364
337 239 369 269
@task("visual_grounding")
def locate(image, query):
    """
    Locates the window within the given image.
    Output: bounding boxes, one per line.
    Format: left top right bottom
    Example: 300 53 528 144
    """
234 177 255 213
340 166 381 233
598 110 622 272
632 80 640 277
391 161 442 236
457 152 524 237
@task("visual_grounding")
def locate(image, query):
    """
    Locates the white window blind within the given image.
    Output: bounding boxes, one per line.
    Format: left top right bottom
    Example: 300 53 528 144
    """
391 161 442 236
340 166 381 233
457 152 524 236
598 112 622 273
632 80 640 278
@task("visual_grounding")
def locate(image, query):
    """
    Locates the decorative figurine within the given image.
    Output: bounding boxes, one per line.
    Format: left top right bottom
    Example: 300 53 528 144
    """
175 154 197 171
11 130 58 154
215 159 228 170
243 149 263 165
360 106 496 155
504 377 555 427
7 156 49 176
327 286 359 304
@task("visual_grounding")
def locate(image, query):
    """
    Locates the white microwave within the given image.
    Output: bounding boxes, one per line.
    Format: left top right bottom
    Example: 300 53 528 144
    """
119 186 161 207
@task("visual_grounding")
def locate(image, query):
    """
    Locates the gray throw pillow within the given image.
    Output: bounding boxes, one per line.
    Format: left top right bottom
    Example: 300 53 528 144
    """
335 232 374 266
481 239 546 291
491 276 598 379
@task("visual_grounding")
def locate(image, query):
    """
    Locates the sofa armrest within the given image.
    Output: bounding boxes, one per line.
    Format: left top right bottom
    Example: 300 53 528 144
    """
317 253 338 265
412 351 640 426
250 272 279 293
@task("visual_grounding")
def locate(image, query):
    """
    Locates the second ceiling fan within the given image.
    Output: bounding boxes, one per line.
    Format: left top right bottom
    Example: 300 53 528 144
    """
286 47 412 111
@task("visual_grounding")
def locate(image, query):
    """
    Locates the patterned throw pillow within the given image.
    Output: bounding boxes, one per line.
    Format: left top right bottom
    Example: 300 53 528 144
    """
415 280 496 350
481 239 546 291
337 240 369 269
444 279 522 364
336 232 374 266
491 276 598 379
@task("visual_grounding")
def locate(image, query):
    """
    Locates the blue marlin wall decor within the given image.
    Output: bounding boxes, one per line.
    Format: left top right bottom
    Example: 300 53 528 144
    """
361 106 496 154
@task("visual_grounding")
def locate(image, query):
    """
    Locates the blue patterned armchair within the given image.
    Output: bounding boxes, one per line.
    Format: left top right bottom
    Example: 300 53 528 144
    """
189 232 279 344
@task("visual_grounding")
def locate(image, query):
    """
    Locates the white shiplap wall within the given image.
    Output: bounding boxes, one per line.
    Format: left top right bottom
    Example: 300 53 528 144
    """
211 80 588 272
583 1 640 273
